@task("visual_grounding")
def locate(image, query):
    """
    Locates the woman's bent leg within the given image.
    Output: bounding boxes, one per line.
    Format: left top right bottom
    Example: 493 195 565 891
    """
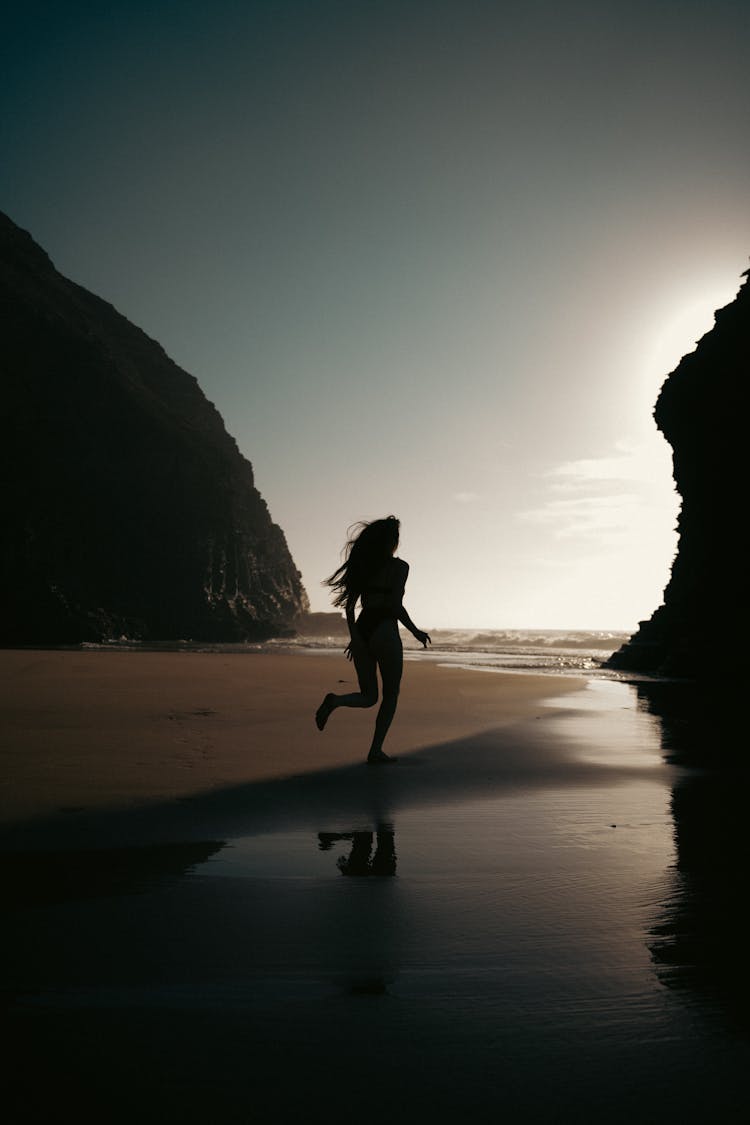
367 622 403 760
337 642 379 707
316 643 378 730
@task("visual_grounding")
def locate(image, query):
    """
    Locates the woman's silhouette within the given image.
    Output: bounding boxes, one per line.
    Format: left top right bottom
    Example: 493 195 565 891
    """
315 516 431 764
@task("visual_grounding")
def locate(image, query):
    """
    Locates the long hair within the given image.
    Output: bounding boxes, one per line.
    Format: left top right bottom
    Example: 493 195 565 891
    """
324 516 400 608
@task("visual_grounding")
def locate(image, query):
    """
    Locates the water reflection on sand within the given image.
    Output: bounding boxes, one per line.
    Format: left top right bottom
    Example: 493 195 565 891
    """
637 681 750 1039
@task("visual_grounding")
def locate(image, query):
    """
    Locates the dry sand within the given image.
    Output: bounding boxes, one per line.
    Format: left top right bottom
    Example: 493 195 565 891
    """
0 648 583 825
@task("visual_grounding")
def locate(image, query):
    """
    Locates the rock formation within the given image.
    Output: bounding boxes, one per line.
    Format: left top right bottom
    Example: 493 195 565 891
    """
608 267 748 678
0 211 309 642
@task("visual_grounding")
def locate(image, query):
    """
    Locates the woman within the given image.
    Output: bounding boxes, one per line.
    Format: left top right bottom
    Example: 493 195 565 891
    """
315 516 431 764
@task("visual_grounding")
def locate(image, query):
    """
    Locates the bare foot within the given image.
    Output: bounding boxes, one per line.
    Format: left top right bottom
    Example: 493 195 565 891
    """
367 750 397 765
315 693 335 731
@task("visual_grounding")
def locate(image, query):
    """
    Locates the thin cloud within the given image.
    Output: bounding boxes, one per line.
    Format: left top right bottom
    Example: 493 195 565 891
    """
545 446 649 492
519 493 640 541
519 446 653 543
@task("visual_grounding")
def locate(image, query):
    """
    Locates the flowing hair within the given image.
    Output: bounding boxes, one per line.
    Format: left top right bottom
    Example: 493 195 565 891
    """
324 516 400 608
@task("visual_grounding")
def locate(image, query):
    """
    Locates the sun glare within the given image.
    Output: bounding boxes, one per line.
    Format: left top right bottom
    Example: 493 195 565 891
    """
645 274 742 388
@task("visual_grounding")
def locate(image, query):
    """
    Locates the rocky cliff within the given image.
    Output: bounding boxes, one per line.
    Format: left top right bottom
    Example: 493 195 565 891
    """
0 211 308 642
608 267 748 678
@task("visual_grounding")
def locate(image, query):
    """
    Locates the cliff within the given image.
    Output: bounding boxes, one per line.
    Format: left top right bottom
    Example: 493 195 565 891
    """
608 267 748 678
0 211 308 642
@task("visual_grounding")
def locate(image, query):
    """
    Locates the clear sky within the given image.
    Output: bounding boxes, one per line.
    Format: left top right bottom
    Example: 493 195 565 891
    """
2 1 748 630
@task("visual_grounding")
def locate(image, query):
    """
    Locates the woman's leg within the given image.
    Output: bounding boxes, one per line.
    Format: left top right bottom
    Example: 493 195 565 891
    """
367 621 403 761
315 642 378 730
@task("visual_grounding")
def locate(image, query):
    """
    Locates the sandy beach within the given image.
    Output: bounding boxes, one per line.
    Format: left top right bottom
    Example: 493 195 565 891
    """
4 649 750 1123
0 649 584 831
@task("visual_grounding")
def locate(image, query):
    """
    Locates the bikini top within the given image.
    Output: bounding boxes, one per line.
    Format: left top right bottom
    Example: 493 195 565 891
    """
360 559 407 610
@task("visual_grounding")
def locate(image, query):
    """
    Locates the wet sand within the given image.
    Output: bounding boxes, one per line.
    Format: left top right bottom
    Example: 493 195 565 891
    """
3 651 750 1122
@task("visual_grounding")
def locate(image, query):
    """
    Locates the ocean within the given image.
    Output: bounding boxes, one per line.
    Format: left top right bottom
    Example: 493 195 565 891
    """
81 627 634 676
275 626 633 676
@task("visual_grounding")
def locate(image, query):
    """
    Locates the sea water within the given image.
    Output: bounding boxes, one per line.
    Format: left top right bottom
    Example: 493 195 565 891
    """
285 626 631 675
83 627 634 677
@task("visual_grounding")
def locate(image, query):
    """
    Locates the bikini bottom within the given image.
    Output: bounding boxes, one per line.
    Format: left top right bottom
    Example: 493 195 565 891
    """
356 608 397 643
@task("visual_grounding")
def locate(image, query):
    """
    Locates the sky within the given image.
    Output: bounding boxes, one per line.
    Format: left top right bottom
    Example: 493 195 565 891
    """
2 0 748 631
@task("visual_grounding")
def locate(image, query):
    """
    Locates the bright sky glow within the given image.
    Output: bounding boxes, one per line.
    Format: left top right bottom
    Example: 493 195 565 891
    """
2 1 748 630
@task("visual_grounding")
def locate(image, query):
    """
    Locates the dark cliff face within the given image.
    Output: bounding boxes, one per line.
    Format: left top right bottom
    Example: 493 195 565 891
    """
608 268 748 678
0 211 309 642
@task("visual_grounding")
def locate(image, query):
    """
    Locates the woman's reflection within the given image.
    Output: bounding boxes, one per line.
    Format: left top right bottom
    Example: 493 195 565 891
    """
317 824 396 877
